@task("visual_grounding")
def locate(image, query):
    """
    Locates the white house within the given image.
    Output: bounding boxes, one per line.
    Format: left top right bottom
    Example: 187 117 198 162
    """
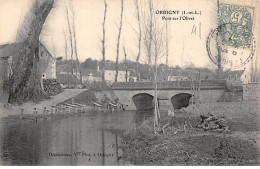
81 68 102 83
39 42 56 79
104 69 130 83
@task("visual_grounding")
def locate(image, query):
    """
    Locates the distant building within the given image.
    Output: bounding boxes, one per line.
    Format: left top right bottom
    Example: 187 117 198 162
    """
128 69 138 82
168 75 189 81
167 69 215 81
39 42 56 79
0 42 56 81
224 69 247 83
57 74 82 88
101 63 131 83
104 69 130 83
56 64 69 74
0 43 24 82
56 64 81 80
240 70 251 84
81 68 102 83
199 72 215 80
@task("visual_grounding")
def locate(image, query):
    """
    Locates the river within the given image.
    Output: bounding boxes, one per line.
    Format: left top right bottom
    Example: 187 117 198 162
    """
0 110 152 165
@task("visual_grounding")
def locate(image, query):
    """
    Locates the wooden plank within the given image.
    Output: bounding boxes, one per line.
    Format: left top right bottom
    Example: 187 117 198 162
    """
93 102 102 107
108 102 117 107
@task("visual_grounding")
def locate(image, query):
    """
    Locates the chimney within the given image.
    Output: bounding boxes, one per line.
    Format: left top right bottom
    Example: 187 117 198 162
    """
97 65 99 71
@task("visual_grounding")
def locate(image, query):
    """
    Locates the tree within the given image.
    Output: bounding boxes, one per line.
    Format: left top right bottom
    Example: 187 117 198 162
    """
216 0 222 78
63 29 70 84
123 43 128 82
134 0 142 81
141 0 165 134
142 0 154 80
165 20 169 66
164 19 171 81
81 58 98 69
65 0 74 75
6 0 54 103
101 0 107 83
115 0 124 82
70 0 82 82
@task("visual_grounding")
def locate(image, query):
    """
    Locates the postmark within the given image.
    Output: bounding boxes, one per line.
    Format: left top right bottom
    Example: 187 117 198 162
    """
206 3 256 69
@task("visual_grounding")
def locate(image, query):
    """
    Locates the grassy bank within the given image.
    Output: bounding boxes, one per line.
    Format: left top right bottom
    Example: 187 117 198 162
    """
121 101 260 165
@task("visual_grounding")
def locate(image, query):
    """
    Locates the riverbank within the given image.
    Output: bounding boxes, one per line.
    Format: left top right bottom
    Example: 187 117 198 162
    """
121 101 260 165
0 88 118 123
0 89 88 118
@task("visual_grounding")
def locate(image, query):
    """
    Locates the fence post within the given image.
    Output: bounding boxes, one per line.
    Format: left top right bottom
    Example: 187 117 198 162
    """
46 109 50 118
20 108 24 120
43 107 47 119
33 108 38 122
50 108 54 115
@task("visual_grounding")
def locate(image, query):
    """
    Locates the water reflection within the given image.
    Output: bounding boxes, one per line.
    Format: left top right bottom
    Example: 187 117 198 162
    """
0 110 152 166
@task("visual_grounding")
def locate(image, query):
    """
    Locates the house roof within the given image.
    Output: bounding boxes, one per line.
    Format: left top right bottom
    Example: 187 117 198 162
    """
81 69 101 77
57 74 81 84
0 42 55 60
57 64 69 74
223 69 245 78
39 42 56 60
0 44 9 50
199 72 215 79
0 42 24 58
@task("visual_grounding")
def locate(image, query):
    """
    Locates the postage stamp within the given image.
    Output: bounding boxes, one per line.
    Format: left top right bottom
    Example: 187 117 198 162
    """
218 3 254 48
207 3 256 69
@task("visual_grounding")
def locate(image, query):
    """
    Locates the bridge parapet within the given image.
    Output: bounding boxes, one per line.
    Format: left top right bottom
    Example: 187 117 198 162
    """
112 79 227 90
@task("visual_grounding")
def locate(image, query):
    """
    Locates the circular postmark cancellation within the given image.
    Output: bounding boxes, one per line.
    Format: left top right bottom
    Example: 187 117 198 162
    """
207 23 256 69
206 3 256 70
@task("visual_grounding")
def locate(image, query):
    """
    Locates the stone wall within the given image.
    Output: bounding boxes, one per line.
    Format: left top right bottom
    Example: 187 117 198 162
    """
0 59 9 103
243 83 260 101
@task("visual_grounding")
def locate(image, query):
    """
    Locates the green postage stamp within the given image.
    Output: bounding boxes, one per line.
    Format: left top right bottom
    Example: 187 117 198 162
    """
218 3 254 48
206 2 256 69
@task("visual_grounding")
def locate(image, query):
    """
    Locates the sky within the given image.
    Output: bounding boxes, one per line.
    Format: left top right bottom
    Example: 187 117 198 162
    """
0 0 239 69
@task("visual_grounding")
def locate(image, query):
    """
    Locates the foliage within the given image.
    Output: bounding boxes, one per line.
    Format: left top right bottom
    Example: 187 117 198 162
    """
79 59 216 81
81 58 98 69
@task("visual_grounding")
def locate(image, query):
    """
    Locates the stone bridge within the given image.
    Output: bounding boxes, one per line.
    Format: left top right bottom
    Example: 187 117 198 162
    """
111 80 227 110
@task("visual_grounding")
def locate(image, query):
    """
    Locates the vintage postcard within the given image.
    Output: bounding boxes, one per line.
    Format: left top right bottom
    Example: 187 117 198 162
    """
0 0 259 166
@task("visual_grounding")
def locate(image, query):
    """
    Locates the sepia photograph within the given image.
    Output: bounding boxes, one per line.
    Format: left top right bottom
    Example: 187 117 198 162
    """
0 0 259 166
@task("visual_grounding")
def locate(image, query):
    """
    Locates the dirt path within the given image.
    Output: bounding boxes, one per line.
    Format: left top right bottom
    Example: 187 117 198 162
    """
0 89 87 118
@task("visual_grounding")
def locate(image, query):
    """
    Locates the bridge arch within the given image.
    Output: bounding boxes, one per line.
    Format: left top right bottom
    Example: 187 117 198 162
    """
171 93 192 110
132 93 154 110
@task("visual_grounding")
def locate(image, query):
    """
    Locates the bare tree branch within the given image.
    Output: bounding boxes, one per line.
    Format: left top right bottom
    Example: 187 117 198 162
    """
65 0 74 75
70 0 82 83
134 0 142 80
101 0 107 83
115 0 124 82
